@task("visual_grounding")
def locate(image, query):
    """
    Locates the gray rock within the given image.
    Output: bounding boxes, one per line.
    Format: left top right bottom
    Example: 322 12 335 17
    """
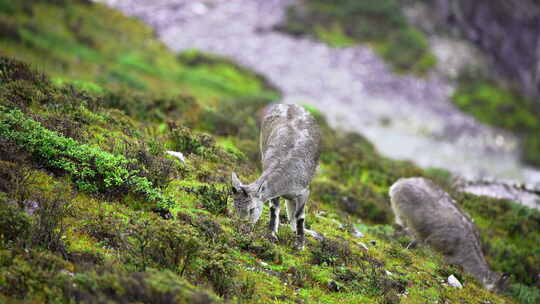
456 178 540 211
327 280 340 292
23 200 39 216
432 0 540 100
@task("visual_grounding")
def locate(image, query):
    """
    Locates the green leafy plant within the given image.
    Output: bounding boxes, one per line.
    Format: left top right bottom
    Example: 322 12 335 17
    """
452 78 540 167
311 238 353 266
196 185 230 216
0 106 172 209
278 0 436 74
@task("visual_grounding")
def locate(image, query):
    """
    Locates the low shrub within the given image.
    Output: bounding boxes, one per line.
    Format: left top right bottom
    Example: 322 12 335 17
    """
201 252 236 299
65 268 218 304
507 283 540 304
0 160 35 202
80 208 129 250
0 56 49 87
148 222 201 275
200 97 272 139
196 185 230 216
29 186 73 256
0 106 172 209
169 123 216 157
123 142 178 189
101 90 201 124
0 199 31 246
178 213 224 244
0 250 69 301
127 215 202 275
311 237 353 266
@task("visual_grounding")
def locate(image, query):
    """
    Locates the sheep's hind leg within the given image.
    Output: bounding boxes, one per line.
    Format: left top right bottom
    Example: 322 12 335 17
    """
268 198 280 242
286 199 296 233
292 191 309 250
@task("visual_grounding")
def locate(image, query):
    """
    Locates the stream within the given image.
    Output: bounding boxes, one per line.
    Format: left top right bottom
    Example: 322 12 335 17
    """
99 0 540 209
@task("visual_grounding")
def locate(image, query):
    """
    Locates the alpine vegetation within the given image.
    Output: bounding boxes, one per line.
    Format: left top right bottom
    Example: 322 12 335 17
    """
231 104 321 249
389 177 507 292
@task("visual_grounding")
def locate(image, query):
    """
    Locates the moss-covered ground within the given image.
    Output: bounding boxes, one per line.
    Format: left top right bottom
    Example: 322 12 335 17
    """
277 0 437 75
451 74 540 167
0 1 539 303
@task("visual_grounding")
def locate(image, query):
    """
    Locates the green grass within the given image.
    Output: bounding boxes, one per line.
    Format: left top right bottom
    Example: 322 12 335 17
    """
0 1 535 303
0 1 277 103
278 0 437 75
314 23 356 48
458 193 540 286
456 192 540 304
452 78 540 167
0 55 517 304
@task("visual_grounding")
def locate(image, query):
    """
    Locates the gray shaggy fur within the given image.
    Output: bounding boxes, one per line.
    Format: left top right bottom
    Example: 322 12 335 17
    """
389 177 506 291
232 104 321 249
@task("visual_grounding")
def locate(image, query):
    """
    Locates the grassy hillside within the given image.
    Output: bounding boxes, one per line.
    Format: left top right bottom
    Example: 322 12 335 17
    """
277 0 437 75
451 73 540 167
0 0 278 102
0 1 539 303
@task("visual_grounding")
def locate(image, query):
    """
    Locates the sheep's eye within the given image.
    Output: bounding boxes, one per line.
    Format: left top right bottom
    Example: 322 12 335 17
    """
232 187 238 194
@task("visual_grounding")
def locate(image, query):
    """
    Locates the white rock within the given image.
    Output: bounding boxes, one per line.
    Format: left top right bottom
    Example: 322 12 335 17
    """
166 151 186 163
60 270 75 277
316 211 327 217
306 229 324 241
448 275 463 288
352 226 364 238
357 242 369 251
397 291 409 297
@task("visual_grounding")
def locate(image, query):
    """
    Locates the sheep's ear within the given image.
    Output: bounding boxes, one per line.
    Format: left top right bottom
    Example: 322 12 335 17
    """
231 172 244 192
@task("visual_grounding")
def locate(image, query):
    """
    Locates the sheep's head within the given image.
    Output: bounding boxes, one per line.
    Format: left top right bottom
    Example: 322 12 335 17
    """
231 172 263 223
483 272 509 293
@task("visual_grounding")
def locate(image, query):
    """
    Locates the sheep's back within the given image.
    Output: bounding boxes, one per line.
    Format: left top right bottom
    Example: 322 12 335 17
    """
260 104 320 183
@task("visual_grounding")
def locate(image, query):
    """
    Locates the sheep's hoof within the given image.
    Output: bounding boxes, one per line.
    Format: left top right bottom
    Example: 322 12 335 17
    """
306 229 324 241
268 232 279 243
406 240 418 249
294 237 305 251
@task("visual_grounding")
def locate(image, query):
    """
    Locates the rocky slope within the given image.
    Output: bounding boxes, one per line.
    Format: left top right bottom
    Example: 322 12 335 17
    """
430 0 540 100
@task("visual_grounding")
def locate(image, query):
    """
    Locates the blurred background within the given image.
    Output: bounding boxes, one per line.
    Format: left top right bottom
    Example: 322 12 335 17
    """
102 0 540 207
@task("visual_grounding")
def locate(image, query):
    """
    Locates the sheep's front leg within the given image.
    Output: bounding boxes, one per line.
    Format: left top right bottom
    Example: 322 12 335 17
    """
268 198 280 241
287 192 323 249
